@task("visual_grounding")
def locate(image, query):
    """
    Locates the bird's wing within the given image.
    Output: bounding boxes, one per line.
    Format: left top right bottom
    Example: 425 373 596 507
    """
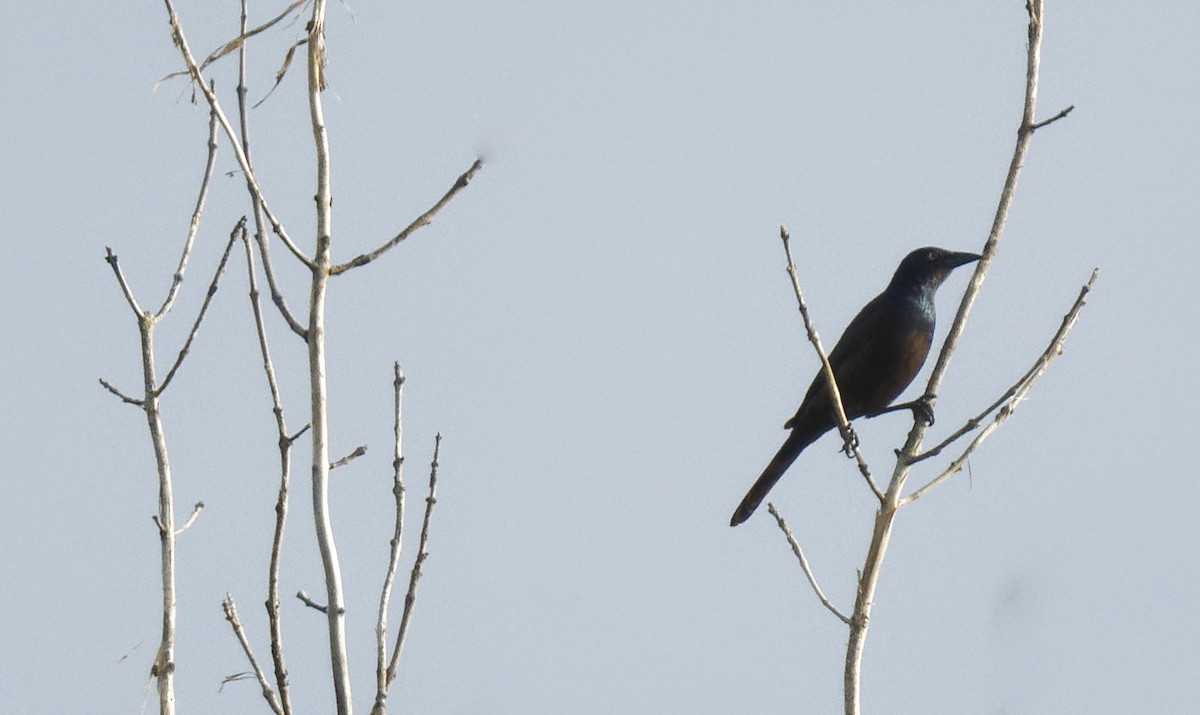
786 292 931 429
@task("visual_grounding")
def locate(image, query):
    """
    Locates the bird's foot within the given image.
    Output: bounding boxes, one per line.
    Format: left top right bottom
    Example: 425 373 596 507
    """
839 425 860 456
911 394 936 426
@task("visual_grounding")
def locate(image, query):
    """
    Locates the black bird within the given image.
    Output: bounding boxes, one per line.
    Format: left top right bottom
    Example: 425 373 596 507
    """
730 247 980 526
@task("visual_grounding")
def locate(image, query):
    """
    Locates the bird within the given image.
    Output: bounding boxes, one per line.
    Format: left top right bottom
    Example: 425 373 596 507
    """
730 246 980 527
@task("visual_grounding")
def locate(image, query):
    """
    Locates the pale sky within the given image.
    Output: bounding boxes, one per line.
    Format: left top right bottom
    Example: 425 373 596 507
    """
3 1 1197 712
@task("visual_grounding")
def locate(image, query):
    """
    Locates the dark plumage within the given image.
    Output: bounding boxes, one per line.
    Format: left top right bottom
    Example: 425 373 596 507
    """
730 247 980 526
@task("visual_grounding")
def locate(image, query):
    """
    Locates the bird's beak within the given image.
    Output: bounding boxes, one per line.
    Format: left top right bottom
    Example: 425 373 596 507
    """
944 251 981 269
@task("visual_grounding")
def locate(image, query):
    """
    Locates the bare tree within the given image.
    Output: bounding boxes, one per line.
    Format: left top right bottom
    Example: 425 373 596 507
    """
759 3 1089 713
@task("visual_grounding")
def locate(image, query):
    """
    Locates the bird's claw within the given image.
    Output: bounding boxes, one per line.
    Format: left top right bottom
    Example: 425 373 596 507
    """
913 394 936 426
840 426 860 456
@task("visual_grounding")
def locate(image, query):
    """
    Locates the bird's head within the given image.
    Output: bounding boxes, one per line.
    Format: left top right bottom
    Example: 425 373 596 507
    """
887 246 981 296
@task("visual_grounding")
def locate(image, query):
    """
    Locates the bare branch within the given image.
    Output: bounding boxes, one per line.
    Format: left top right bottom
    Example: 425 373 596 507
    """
296 591 328 614
768 504 851 624
331 159 483 275
159 0 314 269
104 248 144 317
372 363 406 714
300 5 355 710
98 377 145 407
154 96 220 320
779 226 883 502
288 424 312 444
908 367 1038 466
845 4 1064 712
1030 104 1074 131
233 1 306 340
253 232 307 339
330 444 367 470
222 595 285 715
908 263 1089 465
913 2 1072 439
900 269 1096 506
156 220 243 396
240 217 294 714
174 501 205 536
385 434 441 686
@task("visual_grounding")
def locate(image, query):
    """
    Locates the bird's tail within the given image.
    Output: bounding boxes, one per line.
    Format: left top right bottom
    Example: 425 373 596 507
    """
730 428 822 527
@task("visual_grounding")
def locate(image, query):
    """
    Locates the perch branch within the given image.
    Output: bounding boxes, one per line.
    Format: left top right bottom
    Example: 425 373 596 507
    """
779 226 883 502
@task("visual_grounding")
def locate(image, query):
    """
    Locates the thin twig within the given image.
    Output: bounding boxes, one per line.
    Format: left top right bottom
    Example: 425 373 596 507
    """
385 434 441 686
104 248 144 316
174 501 205 536
900 269 1096 505
157 220 243 395
372 364 406 714
288 424 312 444
155 96 220 320
222 595 285 715
254 232 307 338
908 362 1041 466
1030 104 1074 131
296 591 328 613
768 504 851 624
331 159 483 275
779 226 884 502
98 378 145 407
329 444 367 470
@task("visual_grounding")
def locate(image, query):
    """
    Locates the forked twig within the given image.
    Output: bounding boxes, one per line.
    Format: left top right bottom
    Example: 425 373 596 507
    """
222 595 284 715
900 269 1096 505
384 435 442 687
157 220 243 395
